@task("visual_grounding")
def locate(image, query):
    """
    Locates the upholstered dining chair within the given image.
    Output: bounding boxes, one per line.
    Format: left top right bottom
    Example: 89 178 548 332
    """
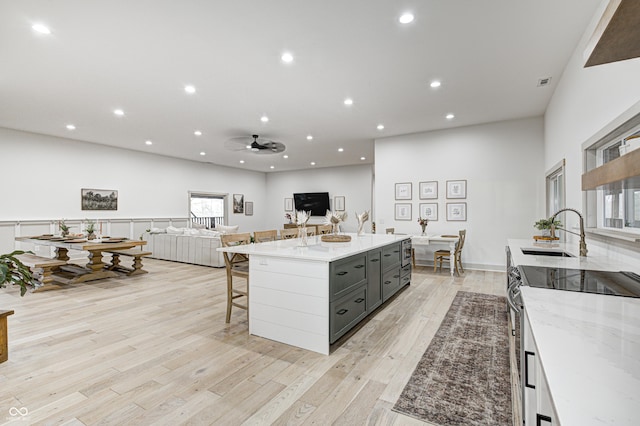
434 230 466 275
254 229 277 243
317 224 332 235
280 228 299 239
305 228 316 237
220 233 251 323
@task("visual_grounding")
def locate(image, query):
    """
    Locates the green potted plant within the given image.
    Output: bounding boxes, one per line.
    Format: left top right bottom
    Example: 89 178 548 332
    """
0 251 33 297
534 218 562 236
58 218 70 237
84 219 96 240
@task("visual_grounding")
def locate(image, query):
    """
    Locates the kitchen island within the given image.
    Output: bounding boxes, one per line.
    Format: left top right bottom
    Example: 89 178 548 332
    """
508 239 640 426
219 233 411 354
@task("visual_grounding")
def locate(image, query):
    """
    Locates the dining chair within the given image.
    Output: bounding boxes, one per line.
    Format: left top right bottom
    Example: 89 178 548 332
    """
317 224 332 235
385 228 395 234
253 229 277 243
280 228 299 239
434 230 466 275
220 233 251 323
305 228 316 237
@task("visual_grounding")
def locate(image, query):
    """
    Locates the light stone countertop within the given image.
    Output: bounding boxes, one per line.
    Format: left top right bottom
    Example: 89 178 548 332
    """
508 238 640 274
521 286 640 426
509 238 640 425
217 233 409 262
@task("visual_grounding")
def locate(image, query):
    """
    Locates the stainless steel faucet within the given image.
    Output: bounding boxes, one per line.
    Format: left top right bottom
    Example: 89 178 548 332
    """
549 208 588 257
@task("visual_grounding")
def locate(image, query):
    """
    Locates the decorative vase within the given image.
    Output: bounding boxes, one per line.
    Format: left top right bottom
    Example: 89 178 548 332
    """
87 232 96 240
297 225 308 247
421 224 427 236
541 229 551 237
332 223 340 235
61 230 69 237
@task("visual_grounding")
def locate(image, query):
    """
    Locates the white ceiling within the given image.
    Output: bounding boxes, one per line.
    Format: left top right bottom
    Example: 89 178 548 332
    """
0 0 602 172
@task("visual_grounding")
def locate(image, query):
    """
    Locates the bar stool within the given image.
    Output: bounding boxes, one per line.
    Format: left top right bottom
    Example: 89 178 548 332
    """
254 229 277 243
220 233 251 323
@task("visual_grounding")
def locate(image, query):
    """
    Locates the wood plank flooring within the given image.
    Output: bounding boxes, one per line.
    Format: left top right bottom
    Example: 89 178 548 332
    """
0 259 509 425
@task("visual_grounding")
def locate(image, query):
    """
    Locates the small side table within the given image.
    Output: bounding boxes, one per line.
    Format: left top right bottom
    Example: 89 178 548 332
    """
0 310 15 363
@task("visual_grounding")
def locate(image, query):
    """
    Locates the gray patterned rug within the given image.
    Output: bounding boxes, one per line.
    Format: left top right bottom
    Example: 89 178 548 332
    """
393 291 512 425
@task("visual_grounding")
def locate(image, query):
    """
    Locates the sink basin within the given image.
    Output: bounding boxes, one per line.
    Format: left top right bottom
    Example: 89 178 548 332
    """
521 248 575 257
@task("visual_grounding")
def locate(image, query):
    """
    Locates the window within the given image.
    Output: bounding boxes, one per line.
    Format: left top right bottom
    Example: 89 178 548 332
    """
546 160 565 217
189 192 226 229
594 126 640 233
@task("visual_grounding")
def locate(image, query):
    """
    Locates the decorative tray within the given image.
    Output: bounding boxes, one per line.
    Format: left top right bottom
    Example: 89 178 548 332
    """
102 238 127 243
321 234 352 243
533 235 560 241
441 235 458 238
65 239 87 243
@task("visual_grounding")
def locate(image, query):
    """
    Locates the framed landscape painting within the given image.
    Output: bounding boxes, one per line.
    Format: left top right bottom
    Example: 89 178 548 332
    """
81 189 118 210
233 194 244 214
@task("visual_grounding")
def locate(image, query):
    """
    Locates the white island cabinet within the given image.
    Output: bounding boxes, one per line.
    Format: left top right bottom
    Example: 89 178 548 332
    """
219 233 411 354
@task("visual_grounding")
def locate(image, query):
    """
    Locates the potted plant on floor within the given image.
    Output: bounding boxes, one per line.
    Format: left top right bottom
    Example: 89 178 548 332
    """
1 251 32 297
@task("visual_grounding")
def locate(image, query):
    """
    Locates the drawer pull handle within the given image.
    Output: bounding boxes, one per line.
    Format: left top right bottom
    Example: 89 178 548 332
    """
383 254 391 257
354 298 364 303
525 351 536 389
536 414 552 426
337 271 348 276
370 258 380 262
394 275 400 279
384 280 391 285
354 264 364 269
393 250 400 253
337 309 348 315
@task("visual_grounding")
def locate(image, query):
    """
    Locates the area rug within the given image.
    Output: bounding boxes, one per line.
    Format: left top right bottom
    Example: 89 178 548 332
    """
393 291 512 425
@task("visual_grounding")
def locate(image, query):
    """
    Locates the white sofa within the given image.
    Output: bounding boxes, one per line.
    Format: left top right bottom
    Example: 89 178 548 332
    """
145 226 238 268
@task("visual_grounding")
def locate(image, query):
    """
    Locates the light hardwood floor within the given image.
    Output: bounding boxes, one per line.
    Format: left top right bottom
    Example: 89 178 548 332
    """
0 259 508 425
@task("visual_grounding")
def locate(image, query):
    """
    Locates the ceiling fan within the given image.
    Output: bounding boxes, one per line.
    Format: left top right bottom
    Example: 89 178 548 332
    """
224 134 286 154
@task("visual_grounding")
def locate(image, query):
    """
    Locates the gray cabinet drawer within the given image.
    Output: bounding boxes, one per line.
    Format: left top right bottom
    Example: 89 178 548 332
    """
401 263 411 277
330 254 367 300
367 249 382 312
382 243 401 271
330 286 368 343
382 268 401 301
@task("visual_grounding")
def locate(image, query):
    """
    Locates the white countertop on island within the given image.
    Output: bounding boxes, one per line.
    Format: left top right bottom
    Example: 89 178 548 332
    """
218 233 409 262
521 286 640 426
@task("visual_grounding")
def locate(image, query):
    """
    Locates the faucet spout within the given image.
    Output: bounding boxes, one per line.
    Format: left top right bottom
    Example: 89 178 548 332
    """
549 208 588 257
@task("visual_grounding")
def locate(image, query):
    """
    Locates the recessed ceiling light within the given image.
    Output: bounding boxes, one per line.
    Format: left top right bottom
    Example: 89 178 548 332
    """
32 23 51 34
200 151 206 156
239 160 245 164
66 124 76 130
306 135 313 141
446 113 455 120
344 98 354 106
281 52 294 63
194 130 202 136
310 162 316 166
377 124 385 130
261 115 269 123
145 140 153 145
270 165 275 169
113 109 124 116
338 148 344 152
399 13 414 24
283 155 289 159
430 80 441 88
360 157 366 161
184 85 196 94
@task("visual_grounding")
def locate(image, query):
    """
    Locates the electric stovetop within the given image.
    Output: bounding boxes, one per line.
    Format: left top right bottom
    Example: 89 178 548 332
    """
519 265 640 298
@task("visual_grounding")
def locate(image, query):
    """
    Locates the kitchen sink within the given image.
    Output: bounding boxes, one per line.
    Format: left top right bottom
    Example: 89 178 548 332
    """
521 248 575 257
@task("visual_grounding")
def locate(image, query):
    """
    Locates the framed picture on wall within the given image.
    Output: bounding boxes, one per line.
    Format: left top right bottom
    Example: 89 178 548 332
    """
419 181 438 199
395 203 412 220
395 182 412 200
334 196 345 211
245 201 253 216
284 198 293 211
446 180 467 199
446 202 467 221
233 194 244 214
81 188 118 211
419 203 438 221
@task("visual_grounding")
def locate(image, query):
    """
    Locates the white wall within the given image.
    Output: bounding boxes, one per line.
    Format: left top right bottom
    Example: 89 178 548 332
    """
544 0 640 261
375 117 545 270
265 164 373 233
1 127 268 231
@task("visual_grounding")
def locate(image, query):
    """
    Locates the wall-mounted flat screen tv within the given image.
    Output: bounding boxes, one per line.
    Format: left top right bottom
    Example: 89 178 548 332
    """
293 192 330 216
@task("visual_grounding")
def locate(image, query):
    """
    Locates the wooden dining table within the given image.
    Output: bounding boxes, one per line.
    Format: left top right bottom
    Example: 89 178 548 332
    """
15 236 147 284
411 234 460 276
